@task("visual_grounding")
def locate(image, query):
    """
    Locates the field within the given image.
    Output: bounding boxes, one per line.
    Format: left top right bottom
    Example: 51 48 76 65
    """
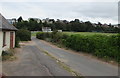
63 32 117 36
32 31 117 36
31 31 40 36
31 32 37 36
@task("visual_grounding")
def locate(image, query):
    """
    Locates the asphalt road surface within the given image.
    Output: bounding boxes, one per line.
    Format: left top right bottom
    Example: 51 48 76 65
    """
32 37 118 77
2 41 72 76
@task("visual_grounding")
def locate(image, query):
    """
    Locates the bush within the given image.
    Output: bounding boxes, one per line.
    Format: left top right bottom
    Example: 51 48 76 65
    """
15 37 20 47
2 50 15 61
2 50 13 56
16 29 31 41
36 31 69 44
36 32 44 39
36 32 51 40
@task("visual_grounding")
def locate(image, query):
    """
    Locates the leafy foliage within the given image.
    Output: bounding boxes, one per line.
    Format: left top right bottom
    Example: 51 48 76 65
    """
16 29 31 41
15 37 20 47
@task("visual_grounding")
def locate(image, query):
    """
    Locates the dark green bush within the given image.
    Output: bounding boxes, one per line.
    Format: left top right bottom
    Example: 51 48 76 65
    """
36 32 44 39
15 37 20 47
36 32 51 40
16 29 31 41
2 50 15 61
2 51 13 56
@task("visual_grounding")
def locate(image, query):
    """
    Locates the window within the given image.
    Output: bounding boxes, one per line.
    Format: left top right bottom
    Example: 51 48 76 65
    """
3 32 6 47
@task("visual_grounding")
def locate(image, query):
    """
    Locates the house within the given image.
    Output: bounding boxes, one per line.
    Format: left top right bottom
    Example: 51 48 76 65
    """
42 27 52 32
58 30 62 32
42 18 54 24
112 24 119 28
101 24 109 28
7 18 17 25
0 14 18 56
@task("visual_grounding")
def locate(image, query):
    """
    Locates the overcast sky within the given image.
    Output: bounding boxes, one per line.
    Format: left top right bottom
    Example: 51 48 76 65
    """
0 0 119 24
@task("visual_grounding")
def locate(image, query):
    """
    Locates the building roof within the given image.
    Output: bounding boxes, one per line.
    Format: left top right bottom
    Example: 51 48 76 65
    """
0 14 18 31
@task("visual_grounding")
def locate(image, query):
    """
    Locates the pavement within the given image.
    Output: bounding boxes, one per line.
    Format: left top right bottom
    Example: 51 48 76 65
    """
2 41 72 76
32 37 118 76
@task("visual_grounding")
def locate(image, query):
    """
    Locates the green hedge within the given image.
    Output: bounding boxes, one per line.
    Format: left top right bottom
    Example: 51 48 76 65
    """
64 34 119 61
16 29 31 41
36 32 120 62
15 37 20 47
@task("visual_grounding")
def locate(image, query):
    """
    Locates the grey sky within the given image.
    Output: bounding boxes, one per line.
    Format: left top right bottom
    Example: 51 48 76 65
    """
0 0 119 24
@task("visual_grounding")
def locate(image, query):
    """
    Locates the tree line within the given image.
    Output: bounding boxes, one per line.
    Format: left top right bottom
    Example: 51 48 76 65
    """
13 16 120 33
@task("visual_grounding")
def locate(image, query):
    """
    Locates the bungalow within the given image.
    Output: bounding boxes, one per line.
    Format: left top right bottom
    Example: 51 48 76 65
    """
0 14 17 56
42 27 52 32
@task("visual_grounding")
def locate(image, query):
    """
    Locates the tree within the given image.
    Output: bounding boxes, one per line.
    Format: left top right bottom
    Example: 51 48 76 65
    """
18 16 23 22
85 21 94 32
74 19 80 23
98 22 102 26
15 17 119 33
108 23 112 27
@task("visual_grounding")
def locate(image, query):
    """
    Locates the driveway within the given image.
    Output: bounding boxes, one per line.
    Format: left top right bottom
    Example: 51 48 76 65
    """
2 41 72 76
32 37 118 77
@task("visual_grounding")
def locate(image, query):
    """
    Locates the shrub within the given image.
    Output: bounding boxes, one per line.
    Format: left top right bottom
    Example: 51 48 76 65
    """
2 49 15 61
15 37 20 47
36 32 51 40
2 50 13 56
16 29 31 41
36 32 44 39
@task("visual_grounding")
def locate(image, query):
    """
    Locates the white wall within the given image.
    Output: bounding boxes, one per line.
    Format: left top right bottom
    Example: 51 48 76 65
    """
0 31 16 56
2 31 10 51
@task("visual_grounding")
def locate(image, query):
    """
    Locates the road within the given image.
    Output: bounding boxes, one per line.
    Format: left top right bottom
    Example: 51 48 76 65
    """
2 41 72 76
32 37 118 77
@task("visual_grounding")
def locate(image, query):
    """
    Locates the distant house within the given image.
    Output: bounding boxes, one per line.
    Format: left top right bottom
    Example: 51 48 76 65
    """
28 18 41 23
42 27 52 32
42 18 54 24
7 18 17 24
58 30 62 32
92 23 97 27
0 14 17 56
113 24 119 28
101 24 109 28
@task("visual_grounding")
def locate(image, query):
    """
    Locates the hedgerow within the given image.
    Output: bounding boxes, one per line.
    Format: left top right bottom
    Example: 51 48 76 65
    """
16 29 31 41
36 32 119 63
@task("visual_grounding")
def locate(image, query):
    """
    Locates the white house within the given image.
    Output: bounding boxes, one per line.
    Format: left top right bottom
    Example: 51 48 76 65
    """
42 27 52 32
113 24 119 28
58 30 62 32
0 14 17 56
